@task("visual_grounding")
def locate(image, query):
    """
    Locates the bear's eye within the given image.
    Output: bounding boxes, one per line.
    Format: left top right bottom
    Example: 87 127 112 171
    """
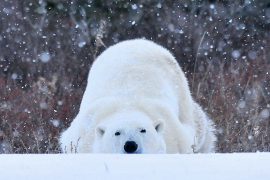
115 131 121 136
140 129 146 133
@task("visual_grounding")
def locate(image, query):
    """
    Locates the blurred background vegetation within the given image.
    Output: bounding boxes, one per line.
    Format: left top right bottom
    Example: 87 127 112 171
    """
0 0 269 153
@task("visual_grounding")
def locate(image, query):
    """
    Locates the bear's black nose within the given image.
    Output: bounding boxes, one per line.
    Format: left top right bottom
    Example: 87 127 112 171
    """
124 141 138 153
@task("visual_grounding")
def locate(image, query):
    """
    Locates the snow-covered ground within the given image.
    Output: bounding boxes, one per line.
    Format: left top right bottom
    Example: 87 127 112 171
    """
0 153 269 180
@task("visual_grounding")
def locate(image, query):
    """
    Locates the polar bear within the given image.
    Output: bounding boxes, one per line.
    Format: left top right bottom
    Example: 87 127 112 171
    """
60 39 216 153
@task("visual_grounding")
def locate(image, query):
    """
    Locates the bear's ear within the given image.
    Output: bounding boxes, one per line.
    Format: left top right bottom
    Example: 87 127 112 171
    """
155 122 164 133
96 126 105 138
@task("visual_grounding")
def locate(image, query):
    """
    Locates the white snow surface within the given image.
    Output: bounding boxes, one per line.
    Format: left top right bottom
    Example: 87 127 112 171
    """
0 153 269 180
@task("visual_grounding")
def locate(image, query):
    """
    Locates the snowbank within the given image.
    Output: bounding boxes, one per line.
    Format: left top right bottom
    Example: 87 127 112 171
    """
0 153 269 180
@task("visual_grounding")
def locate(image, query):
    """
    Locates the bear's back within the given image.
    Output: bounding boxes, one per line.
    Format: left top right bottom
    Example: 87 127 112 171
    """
85 39 182 101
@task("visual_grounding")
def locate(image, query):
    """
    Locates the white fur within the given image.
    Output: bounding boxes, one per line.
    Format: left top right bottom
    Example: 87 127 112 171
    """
92 110 166 154
60 39 216 153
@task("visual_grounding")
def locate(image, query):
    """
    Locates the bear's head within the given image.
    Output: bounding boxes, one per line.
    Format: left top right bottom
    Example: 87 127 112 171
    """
92 111 166 154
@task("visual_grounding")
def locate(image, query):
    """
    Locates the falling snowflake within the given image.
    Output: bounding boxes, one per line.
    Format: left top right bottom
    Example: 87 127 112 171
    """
259 109 269 120
39 102 48 110
50 119 60 128
78 41 86 48
11 73 18 80
231 50 241 59
238 100 246 109
248 51 257 60
39 52 51 63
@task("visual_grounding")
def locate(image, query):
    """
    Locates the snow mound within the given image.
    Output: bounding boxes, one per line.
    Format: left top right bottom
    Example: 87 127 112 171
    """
0 153 269 180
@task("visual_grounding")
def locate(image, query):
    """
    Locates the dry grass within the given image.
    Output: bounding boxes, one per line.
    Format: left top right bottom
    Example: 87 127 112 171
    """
192 58 270 152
